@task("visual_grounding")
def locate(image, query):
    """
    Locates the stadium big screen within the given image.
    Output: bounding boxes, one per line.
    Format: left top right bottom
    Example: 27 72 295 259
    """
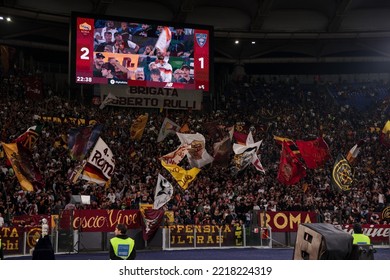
70 12 212 92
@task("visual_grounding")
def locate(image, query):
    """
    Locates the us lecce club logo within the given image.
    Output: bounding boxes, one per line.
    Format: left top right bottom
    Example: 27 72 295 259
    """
196 33 207 47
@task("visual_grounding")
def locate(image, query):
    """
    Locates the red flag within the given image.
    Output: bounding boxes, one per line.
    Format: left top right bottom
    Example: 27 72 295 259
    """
277 141 307 185
295 137 330 169
140 208 165 241
14 125 42 151
203 121 224 140
213 136 232 166
2 142 44 192
233 131 248 145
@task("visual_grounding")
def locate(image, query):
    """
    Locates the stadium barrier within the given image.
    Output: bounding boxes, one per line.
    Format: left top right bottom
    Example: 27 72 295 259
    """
2 210 389 257
161 224 272 250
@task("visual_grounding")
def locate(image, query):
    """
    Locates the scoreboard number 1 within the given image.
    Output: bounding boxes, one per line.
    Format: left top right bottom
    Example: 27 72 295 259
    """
198 57 204 69
80 47 90 60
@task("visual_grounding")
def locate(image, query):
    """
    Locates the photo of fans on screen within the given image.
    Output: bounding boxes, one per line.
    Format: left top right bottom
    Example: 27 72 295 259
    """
92 20 195 83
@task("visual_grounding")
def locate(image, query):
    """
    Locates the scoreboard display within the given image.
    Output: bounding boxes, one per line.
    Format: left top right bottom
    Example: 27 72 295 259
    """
70 12 213 92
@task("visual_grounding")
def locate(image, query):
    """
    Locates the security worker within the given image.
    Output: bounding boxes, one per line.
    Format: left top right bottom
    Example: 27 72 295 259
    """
352 223 371 245
109 223 136 260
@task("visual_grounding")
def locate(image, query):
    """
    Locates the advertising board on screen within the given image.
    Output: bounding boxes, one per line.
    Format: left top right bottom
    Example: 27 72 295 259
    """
70 12 213 92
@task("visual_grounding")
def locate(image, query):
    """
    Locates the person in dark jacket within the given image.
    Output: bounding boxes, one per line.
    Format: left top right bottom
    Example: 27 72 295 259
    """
109 223 136 260
32 235 55 260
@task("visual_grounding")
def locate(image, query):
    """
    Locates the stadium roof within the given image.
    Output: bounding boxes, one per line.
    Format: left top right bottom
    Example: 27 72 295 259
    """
1 0 390 64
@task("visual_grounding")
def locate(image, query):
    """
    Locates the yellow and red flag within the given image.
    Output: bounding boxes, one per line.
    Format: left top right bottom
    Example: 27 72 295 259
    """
2 142 43 192
380 120 390 147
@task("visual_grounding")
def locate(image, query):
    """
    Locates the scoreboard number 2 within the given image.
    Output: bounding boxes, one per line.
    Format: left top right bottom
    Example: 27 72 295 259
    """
80 47 90 60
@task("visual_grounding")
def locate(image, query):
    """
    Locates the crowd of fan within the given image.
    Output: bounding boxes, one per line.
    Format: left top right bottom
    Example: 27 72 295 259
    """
0 73 389 229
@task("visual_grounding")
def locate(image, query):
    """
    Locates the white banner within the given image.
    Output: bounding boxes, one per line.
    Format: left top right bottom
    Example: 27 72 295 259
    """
153 174 174 210
100 85 203 110
157 117 181 142
99 92 118 109
232 132 265 174
159 144 189 165
81 137 115 184
176 132 213 168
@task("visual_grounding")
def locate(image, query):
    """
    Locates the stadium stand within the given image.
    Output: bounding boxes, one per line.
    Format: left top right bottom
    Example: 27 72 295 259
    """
0 0 389 258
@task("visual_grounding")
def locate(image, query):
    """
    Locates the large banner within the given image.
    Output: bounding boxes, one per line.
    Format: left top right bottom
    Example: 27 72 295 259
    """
57 209 141 232
167 224 244 248
12 214 50 227
1 226 43 256
71 209 141 232
342 224 390 243
100 85 203 110
258 211 317 232
36 115 97 126
257 211 390 242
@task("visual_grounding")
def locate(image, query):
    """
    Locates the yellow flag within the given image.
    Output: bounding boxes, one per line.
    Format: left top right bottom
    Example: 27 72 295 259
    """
369 127 380 133
104 178 111 189
54 134 68 149
164 210 174 224
382 120 390 134
161 160 200 190
130 113 149 141
273 135 294 144
51 215 59 228
381 120 390 147
1 142 34 192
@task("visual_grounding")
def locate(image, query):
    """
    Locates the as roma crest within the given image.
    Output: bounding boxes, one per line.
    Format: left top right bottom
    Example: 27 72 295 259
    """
382 206 390 220
79 22 92 36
